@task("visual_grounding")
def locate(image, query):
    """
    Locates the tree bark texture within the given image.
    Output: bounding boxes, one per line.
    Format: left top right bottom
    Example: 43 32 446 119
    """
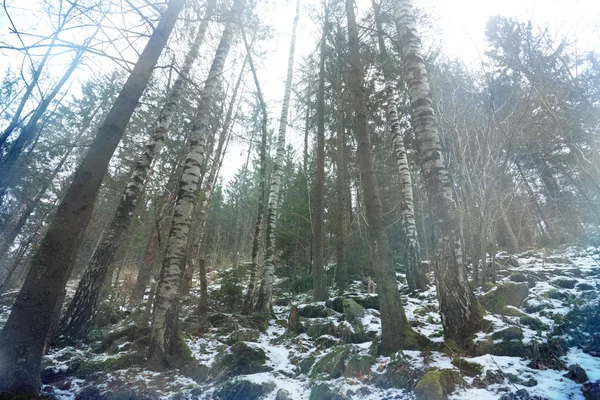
255 0 300 313
182 54 245 296
0 0 184 395
147 0 241 369
393 0 483 343
345 0 418 355
58 7 212 341
241 29 268 315
312 0 328 301
373 0 427 291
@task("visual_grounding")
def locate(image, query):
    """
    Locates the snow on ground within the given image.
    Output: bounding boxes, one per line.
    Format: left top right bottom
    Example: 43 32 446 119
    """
0 246 599 399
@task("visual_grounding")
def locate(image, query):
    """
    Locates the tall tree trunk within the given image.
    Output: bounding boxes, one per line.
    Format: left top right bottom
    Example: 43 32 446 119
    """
182 55 245 296
240 29 270 316
372 0 427 291
345 0 419 355
335 100 349 292
131 159 183 302
57 8 212 341
147 0 242 369
0 0 184 394
313 0 328 301
393 0 483 343
255 0 300 314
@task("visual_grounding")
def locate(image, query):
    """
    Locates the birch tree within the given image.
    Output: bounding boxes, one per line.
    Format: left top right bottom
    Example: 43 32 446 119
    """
372 0 428 291
255 0 301 313
58 0 215 342
241 29 269 315
392 0 483 343
0 0 185 394
147 0 243 369
344 0 420 354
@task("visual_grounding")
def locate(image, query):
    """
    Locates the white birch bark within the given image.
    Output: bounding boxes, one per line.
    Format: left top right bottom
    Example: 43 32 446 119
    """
255 0 301 313
241 30 268 315
372 0 427 291
182 56 246 297
393 0 483 343
58 2 215 341
148 0 242 369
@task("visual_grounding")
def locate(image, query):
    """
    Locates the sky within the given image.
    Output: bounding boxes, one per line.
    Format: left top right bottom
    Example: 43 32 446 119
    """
1 0 599 185
219 0 600 183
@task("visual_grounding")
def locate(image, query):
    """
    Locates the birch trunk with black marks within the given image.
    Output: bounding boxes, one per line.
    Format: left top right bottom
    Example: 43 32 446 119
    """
0 0 184 394
372 0 427 291
58 9 213 341
239 30 269 315
313 0 328 301
131 160 183 302
255 0 300 314
393 0 483 343
345 0 419 355
148 0 242 369
182 56 245 296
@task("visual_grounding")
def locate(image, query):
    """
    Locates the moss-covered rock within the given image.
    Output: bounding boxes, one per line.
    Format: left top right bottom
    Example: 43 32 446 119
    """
492 327 524 341
374 352 423 390
551 278 577 289
310 345 350 379
351 295 379 310
298 304 331 318
343 355 374 378
211 342 272 382
307 322 337 339
439 370 462 395
414 371 444 400
309 383 344 400
520 316 549 331
451 358 482 377
299 356 316 374
75 353 145 378
509 272 527 282
502 306 528 317
413 369 462 400
342 299 365 325
213 379 276 400
223 328 261 345
480 282 529 314
576 283 595 291
325 297 344 313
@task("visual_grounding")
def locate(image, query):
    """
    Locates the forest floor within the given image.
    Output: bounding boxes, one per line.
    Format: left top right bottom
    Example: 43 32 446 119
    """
1 246 600 400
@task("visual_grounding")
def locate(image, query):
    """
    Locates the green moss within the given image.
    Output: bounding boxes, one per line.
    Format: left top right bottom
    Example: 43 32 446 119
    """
509 272 527 282
439 369 462 394
492 327 524 341
310 346 350 379
501 306 528 317
342 299 365 325
451 358 482 377
344 355 375 378
480 282 528 315
214 379 276 400
212 342 272 382
300 356 315 374
374 354 423 390
520 316 549 331
551 278 577 289
309 383 341 400
414 371 444 400
76 353 144 377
